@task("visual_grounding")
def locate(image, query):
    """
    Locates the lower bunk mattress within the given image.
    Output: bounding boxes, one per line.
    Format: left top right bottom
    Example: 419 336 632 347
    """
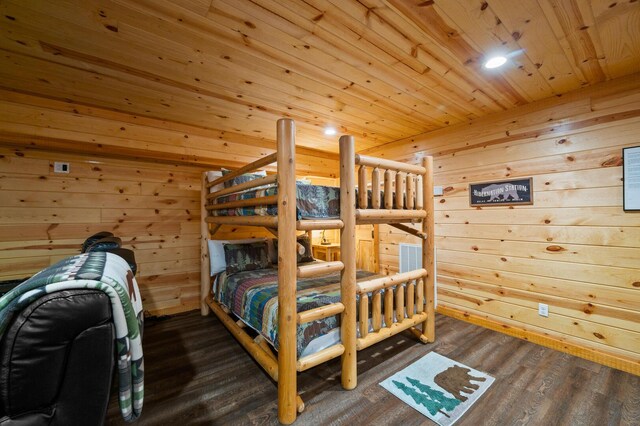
213 265 376 357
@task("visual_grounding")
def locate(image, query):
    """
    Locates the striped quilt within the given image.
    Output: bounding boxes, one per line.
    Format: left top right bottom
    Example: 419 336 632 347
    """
214 265 375 357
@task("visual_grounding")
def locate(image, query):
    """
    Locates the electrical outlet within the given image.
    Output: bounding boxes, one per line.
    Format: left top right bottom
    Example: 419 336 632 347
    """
538 303 549 317
54 162 70 173
434 186 444 196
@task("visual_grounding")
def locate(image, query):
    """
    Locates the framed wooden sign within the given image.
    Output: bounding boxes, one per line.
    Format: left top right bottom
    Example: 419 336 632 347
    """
469 178 533 207
623 146 640 211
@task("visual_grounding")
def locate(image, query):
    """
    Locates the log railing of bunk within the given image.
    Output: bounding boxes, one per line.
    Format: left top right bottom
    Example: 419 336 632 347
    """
200 119 434 424
352 151 436 353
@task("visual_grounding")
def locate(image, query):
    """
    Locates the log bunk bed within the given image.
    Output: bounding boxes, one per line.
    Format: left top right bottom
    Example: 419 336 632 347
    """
200 118 435 424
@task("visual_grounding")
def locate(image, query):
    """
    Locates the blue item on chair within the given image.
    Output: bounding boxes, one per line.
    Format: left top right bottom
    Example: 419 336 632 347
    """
85 236 122 252
81 232 114 253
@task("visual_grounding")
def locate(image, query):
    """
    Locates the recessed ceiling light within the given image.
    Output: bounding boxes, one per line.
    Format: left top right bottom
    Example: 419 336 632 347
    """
324 127 337 136
484 56 507 69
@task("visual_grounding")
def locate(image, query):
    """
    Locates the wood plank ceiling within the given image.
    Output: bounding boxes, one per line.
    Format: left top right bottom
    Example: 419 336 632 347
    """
1 0 639 155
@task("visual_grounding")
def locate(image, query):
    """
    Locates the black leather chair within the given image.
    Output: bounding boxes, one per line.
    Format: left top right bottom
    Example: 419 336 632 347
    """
0 232 138 425
0 289 115 425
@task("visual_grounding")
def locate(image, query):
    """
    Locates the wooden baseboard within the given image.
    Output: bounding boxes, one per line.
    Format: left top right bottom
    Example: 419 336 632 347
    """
437 305 640 376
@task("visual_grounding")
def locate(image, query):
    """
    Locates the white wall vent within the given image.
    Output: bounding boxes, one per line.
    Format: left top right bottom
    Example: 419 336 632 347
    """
399 243 437 306
399 243 421 274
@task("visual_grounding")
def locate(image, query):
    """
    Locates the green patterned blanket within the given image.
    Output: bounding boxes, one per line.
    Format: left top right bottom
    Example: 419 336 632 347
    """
215 266 376 357
0 252 144 422
210 182 340 219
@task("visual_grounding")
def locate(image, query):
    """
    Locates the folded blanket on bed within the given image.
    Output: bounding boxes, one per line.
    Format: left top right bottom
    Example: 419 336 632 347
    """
211 182 341 219
214 265 376 357
0 252 144 422
209 183 404 218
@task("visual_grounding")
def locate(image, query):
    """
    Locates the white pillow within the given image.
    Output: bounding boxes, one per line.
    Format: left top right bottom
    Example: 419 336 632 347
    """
207 238 267 275
221 168 267 177
206 171 222 181
206 171 224 194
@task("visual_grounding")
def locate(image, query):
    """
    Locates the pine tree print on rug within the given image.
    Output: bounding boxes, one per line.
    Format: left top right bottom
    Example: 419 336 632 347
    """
380 352 494 425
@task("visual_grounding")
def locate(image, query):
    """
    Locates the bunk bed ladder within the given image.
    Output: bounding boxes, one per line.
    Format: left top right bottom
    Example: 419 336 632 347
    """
350 155 436 349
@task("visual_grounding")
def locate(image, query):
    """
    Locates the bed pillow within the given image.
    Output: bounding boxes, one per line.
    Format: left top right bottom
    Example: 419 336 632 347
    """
296 236 315 263
273 235 314 264
207 238 266 275
221 168 267 188
206 170 225 194
224 241 270 274
267 238 278 264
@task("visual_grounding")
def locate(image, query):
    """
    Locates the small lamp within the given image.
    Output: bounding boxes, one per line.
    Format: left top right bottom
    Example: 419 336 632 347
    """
321 230 330 245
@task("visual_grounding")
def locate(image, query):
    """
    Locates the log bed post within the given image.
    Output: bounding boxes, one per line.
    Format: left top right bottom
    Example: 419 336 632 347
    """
200 172 211 316
407 173 415 210
395 171 405 209
339 135 357 390
358 165 368 209
384 169 393 209
277 118 297 424
416 175 424 210
421 156 435 342
371 167 380 209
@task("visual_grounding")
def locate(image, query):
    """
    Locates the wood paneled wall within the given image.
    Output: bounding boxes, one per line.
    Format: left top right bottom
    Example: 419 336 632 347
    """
367 74 640 374
0 146 204 316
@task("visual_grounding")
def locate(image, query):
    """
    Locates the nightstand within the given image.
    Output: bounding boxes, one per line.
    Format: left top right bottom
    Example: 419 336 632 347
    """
312 243 341 262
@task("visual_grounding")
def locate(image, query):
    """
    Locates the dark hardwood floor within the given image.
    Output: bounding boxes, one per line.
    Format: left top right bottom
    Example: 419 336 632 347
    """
105 311 640 426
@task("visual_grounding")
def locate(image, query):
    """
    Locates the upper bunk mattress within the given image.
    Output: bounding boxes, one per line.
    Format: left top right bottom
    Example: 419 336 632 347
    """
213 265 376 357
209 183 339 219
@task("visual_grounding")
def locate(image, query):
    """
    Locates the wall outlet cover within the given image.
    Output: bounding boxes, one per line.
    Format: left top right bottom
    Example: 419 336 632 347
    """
538 303 549 317
54 162 70 173
434 186 444 196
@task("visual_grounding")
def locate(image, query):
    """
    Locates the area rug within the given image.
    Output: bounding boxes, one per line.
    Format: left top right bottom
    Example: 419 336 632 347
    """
380 352 494 426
